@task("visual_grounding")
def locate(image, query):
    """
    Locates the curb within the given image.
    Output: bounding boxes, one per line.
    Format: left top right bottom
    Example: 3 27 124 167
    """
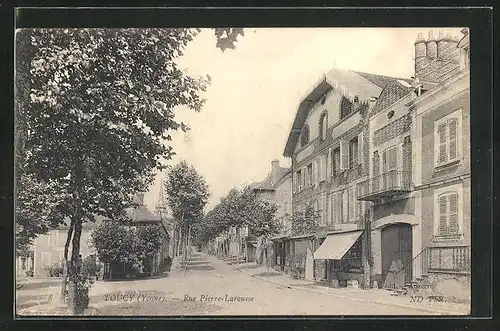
231 262 464 315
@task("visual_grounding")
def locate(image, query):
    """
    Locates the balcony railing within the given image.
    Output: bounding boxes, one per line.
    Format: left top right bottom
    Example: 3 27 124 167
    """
384 245 471 290
357 170 411 202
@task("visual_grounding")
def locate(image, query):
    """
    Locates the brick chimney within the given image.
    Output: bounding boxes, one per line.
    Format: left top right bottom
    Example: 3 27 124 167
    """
414 32 427 74
437 30 460 61
426 30 437 59
271 159 280 184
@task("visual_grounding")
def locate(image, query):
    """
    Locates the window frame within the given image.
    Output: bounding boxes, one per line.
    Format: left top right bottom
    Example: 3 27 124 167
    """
319 111 328 142
433 183 464 239
300 125 310 148
434 109 463 168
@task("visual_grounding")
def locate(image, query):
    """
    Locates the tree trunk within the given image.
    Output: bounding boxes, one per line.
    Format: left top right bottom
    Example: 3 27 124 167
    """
67 219 83 315
60 219 75 306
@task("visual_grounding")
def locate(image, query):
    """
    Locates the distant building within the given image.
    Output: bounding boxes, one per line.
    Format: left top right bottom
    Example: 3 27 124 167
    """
19 193 169 279
253 160 291 268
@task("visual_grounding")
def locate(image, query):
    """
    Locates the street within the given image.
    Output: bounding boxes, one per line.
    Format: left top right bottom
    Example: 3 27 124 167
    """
17 251 469 316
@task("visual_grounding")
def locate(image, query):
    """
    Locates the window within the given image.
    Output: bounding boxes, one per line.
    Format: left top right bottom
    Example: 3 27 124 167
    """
382 146 398 173
340 96 353 119
296 170 302 191
434 110 462 167
332 148 340 176
437 191 460 236
306 163 313 187
340 140 349 171
319 112 328 141
300 126 310 147
349 137 359 168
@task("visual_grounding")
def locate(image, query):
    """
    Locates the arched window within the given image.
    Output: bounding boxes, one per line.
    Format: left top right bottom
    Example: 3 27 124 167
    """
340 96 353 119
319 111 328 141
300 126 310 147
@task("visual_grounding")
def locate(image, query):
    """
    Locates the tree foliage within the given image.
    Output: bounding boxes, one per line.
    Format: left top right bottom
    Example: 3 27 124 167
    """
194 186 280 247
164 160 210 228
16 28 209 264
291 205 320 237
90 221 162 271
214 28 245 52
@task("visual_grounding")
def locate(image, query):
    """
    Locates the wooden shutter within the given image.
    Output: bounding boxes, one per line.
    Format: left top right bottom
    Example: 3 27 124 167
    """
448 118 458 161
438 195 448 235
437 122 448 164
326 148 332 181
358 132 364 166
448 193 459 234
320 155 326 181
350 186 356 220
388 147 397 170
340 140 349 170
342 190 349 222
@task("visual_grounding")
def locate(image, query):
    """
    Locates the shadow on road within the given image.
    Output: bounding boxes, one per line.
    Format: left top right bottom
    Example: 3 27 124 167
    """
252 272 282 277
186 264 215 271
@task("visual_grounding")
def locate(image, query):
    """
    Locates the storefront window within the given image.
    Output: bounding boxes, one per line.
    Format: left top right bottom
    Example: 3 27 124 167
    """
340 236 363 273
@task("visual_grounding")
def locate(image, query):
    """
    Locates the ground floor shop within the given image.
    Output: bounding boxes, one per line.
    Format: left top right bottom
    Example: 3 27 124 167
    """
313 230 366 288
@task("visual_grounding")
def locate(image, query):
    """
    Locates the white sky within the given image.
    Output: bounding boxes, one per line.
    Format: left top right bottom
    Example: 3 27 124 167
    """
143 27 463 213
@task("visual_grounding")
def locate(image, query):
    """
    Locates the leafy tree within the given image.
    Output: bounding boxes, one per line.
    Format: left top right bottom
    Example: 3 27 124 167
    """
164 161 210 257
16 28 208 313
291 205 320 237
15 173 68 254
135 224 163 265
214 28 245 52
90 221 129 265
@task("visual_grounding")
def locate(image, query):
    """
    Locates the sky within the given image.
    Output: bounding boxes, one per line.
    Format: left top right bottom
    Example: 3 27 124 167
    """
143 27 464 213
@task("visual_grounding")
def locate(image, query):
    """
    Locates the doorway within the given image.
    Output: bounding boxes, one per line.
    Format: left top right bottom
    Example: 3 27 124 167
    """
381 223 412 286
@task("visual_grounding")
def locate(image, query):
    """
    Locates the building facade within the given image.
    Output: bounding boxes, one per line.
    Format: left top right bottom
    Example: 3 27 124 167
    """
409 28 470 301
283 68 410 287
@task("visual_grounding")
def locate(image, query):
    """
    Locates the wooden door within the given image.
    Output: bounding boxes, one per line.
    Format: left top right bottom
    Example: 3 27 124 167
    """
381 223 412 287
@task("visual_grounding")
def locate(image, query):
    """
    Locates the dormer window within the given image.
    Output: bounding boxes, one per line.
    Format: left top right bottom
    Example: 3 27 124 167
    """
340 96 352 120
300 126 310 147
319 111 328 141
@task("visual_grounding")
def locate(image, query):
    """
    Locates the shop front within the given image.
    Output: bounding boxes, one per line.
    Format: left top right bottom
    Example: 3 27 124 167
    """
313 230 365 287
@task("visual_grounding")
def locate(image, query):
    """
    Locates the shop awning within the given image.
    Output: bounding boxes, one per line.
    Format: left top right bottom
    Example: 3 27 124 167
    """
314 230 363 260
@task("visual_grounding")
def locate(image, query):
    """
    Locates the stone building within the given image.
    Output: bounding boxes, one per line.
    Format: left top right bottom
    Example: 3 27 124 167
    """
356 29 470 300
408 28 470 301
253 160 291 268
283 68 410 287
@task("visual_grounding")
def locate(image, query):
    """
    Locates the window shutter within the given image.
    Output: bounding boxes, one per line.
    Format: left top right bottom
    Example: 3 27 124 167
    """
342 190 349 222
320 155 326 181
313 161 318 186
448 193 459 234
350 186 356 220
326 149 332 181
448 118 458 161
293 172 297 193
340 140 349 170
373 152 380 176
438 195 448 235
437 122 448 164
358 132 364 166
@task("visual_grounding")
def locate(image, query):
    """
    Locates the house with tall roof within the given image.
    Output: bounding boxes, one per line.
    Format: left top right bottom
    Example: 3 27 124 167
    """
283 66 413 287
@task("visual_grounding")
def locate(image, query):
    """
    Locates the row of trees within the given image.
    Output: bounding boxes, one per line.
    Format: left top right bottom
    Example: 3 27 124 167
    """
192 186 280 266
163 161 210 259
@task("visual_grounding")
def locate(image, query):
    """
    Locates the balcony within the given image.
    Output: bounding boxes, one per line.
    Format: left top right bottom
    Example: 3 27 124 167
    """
357 170 412 202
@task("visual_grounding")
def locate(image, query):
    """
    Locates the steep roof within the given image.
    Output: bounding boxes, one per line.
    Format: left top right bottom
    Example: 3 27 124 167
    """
253 167 291 191
370 80 413 117
283 68 408 157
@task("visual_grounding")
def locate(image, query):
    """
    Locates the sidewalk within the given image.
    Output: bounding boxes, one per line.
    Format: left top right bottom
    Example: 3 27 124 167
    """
228 259 470 315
